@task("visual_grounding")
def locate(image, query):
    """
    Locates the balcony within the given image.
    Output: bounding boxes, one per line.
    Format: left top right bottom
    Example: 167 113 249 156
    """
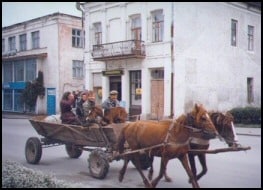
92 40 145 61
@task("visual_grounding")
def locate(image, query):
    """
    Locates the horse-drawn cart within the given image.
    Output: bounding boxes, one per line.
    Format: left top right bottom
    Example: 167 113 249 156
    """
25 115 150 179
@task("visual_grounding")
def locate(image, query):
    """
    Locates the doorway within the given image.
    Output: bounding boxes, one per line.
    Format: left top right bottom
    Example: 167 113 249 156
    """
109 76 122 101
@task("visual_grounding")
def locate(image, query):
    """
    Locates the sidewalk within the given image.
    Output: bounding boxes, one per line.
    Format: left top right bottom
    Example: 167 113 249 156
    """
2 112 45 119
2 112 261 136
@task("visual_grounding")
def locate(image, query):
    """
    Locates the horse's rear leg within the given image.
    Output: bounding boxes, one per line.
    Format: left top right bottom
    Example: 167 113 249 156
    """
151 157 169 188
119 157 129 182
147 156 154 181
179 154 200 188
196 154 207 181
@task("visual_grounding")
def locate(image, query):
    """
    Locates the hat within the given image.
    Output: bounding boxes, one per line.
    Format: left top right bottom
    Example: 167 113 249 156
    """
110 90 118 95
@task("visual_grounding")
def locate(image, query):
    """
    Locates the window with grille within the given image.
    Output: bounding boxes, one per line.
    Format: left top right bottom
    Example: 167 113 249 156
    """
152 10 164 42
31 31 39 49
248 25 254 51
72 29 83 48
8 36 16 51
72 60 84 79
231 19 237 46
19 34 27 51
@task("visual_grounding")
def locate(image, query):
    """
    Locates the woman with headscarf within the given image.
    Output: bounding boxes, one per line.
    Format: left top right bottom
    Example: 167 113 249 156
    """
60 91 81 125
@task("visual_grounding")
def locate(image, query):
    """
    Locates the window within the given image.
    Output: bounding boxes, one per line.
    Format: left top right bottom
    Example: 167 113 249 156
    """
31 31 39 49
8 36 16 51
3 62 13 82
231 19 237 46
94 23 102 45
25 59 36 81
72 29 83 48
2 39 5 53
151 69 164 79
14 61 24 82
19 34 27 51
131 15 141 40
72 60 84 79
247 77 254 103
152 10 164 42
248 25 254 51
14 89 24 112
130 71 141 105
3 89 13 111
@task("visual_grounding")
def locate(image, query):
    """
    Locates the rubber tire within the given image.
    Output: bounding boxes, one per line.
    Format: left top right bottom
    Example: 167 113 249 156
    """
131 154 152 170
25 137 42 164
65 144 83 158
88 148 109 179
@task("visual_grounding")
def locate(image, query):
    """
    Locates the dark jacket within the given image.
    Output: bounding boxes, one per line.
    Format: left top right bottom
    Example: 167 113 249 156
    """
60 99 81 125
76 99 85 119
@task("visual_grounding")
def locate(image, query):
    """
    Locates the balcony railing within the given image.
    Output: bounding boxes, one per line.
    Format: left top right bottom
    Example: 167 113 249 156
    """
92 40 145 61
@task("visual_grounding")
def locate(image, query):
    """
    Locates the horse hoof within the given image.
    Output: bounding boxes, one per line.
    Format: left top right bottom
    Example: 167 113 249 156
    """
119 174 124 182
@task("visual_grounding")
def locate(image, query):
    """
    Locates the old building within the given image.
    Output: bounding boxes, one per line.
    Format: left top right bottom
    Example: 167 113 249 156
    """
2 13 84 114
81 2 261 119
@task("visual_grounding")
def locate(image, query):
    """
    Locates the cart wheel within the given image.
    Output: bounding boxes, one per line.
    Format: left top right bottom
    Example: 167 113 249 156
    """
25 137 42 164
131 154 152 170
65 144 83 158
88 148 109 179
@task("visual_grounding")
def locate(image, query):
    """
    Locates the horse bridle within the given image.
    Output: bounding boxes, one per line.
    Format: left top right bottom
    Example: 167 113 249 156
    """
163 120 203 144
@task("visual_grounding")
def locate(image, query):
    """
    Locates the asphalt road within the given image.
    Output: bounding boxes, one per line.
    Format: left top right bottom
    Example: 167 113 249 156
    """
2 118 261 188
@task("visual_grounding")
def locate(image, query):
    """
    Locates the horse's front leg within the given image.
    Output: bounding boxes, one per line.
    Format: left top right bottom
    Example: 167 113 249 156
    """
188 153 197 183
179 154 200 188
196 154 207 181
151 157 169 188
119 156 129 182
164 168 172 182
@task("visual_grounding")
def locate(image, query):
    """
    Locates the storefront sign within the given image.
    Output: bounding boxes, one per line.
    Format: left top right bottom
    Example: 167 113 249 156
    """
102 70 124 76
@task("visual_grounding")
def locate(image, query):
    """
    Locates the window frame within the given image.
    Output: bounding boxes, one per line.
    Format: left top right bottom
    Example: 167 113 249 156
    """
152 10 164 43
231 19 238 46
31 31 40 49
248 25 254 51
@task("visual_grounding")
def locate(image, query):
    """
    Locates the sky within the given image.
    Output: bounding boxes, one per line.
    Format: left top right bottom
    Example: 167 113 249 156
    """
2 2 82 27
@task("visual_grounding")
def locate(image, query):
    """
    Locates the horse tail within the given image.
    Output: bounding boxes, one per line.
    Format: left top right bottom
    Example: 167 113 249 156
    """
117 125 127 154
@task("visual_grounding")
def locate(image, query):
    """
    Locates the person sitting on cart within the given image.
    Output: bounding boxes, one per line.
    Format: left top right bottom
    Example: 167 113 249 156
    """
76 90 88 122
60 91 81 125
101 90 120 110
83 90 96 122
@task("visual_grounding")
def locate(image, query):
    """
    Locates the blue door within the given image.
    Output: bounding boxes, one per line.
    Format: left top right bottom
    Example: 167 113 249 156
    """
47 88 56 115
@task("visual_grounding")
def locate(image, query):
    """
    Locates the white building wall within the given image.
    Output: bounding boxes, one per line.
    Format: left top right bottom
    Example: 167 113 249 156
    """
173 2 261 115
83 2 261 118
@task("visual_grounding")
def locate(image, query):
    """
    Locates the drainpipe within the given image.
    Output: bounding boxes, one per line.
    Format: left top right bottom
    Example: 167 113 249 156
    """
76 2 84 29
76 2 86 89
170 2 174 118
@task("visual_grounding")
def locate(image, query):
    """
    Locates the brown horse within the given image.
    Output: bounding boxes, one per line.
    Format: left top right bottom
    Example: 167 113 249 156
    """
85 106 104 123
116 104 218 188
86 106 128 125
147 111 239 183
103 107 128 124
188 111 239 181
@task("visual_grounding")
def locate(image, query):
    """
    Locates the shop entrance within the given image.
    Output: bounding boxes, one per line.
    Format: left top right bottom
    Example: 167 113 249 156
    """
109 76 122 101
